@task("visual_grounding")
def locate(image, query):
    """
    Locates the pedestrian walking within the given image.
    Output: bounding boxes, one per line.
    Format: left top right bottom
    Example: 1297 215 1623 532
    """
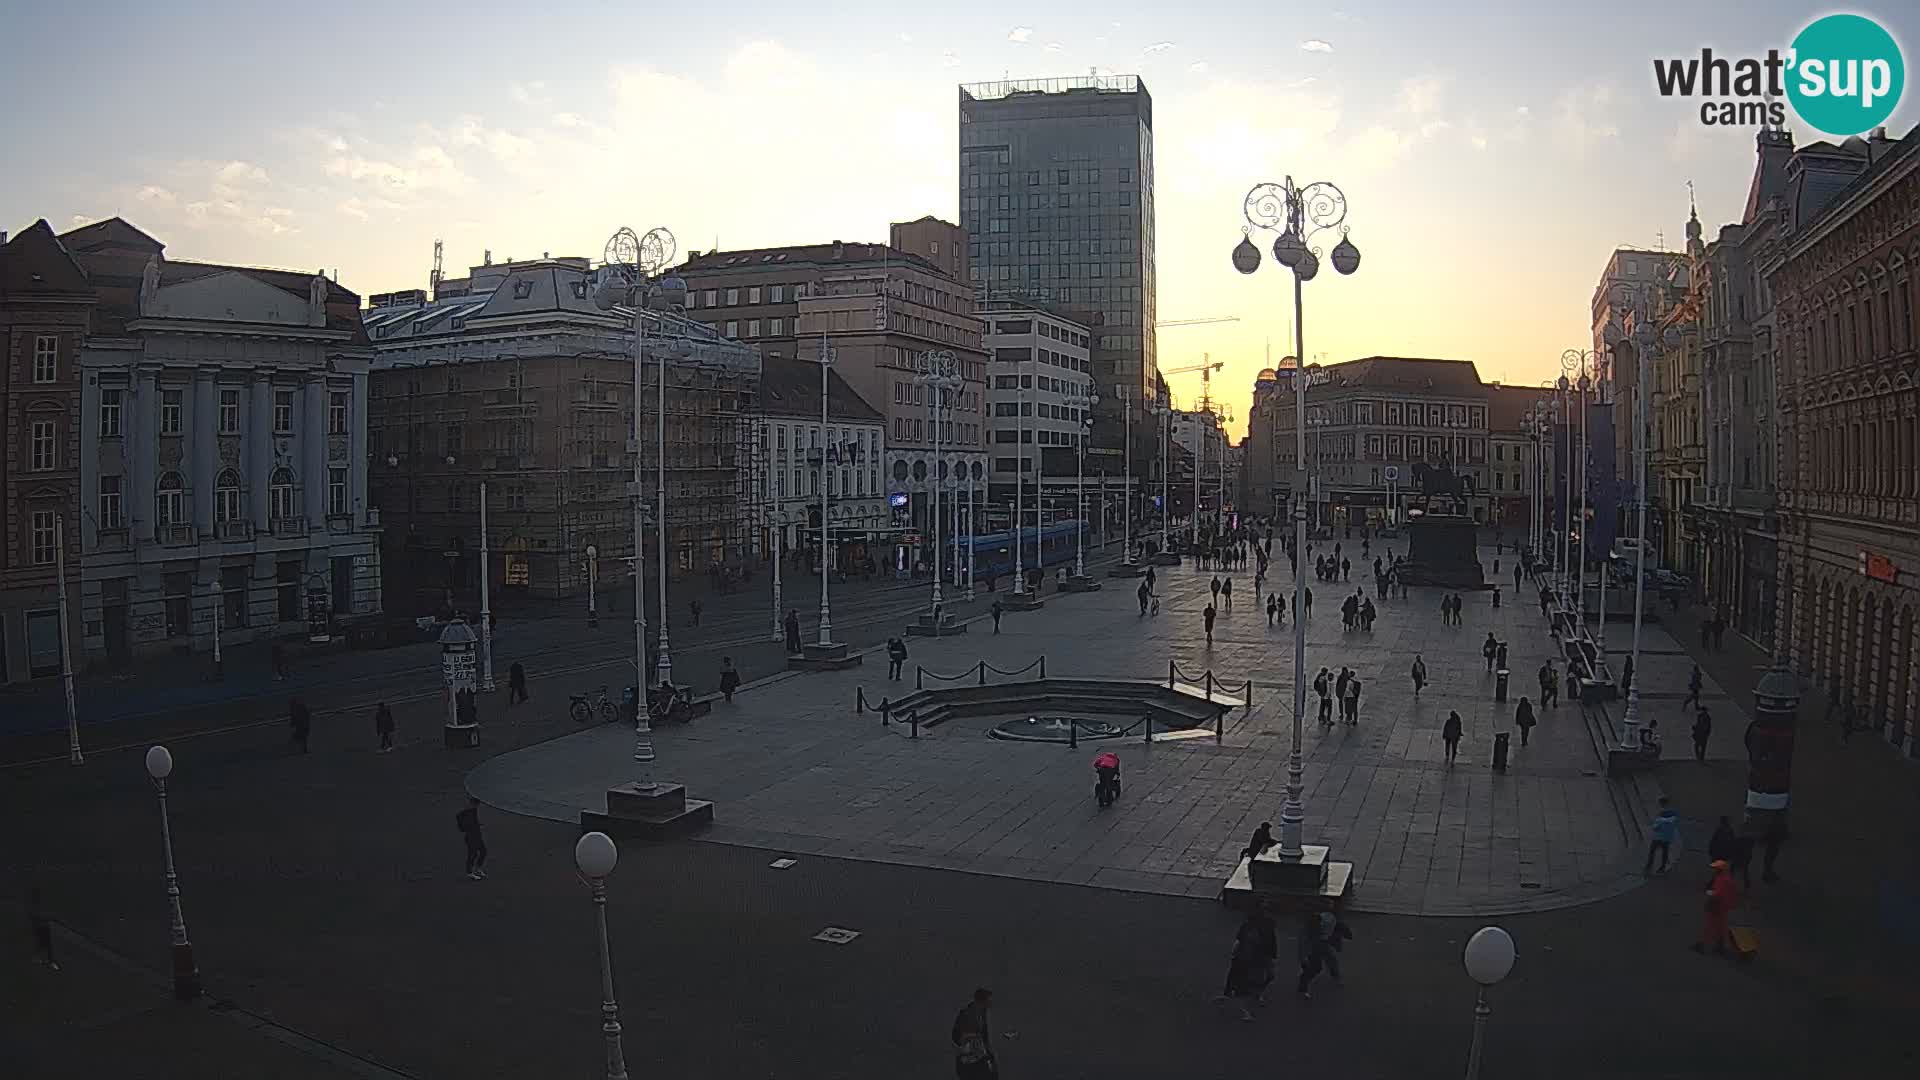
1266 593 1278 626
1314 668 1333 726
1491 586 1501 609
1210 575 1222 602
1341 557 1351 582
289 697 311 754
1692 860 1739 955
887 637 909 681
1442 710 1463 763
271 642 290 681
457 796 487 880
1683 664 1703 710
991 600 1004 634
1305 586 1313 618
784 609 802 655
1360 597 1376 631
689 598 702 627
1539 661 1559 707
1514 563 1523 590
374 702 395 752
1691 706 1712 761
1222 577 1233 609
1220 908 1277 1021
1203 603 1217 646
1515 696 1536 746
1645 797 1679 875
508 661 528 704
1538 587 1551 618
1482 632 1499 673
1411 654 1428 695
719 656 741 702
28 885 57 971
1271 593 1283 626
951 988 996 1079
1295 912 1330 999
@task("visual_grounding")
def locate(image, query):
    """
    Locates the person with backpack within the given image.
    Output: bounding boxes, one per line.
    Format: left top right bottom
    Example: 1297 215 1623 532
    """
1514 696 1537 747
1411 654 1428 696
1645 797 1679 875
456 796 487 881
1442 710 1464 764
887 637 909 681
1691 706 1712 762
991 600 1004 634
1342 676 1362 725
951 988 996 1078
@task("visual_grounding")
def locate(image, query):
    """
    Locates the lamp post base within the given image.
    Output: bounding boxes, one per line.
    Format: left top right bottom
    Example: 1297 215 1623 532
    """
171 943 201 1001
787 641 864 670
1061 575 1103 593
442 723 480 749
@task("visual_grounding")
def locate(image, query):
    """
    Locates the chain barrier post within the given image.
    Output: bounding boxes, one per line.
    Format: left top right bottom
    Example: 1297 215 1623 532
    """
910 712 919 739
916 666 923 691
978 661 986 686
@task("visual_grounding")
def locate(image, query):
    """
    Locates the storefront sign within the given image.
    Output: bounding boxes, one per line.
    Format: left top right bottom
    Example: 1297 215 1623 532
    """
1859 549 1900 585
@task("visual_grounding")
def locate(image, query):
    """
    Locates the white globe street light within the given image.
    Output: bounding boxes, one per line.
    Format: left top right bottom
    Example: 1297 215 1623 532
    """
1075 391 1101 577
573 831 629 1080
1462 926 1517 1080
144 744 200 1000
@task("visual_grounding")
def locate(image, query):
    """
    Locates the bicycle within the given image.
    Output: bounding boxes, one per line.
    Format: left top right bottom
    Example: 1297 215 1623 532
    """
569 685 617 725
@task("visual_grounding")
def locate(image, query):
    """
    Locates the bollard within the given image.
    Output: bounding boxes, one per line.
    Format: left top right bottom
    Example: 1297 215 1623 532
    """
1143 712 1153 744
1495 669 1510 704
1069 716 1078 749
1244 681 1254 716
1168 660 1176 690
910 712 920 739
916 666 924 691
1215 709 1223 744
881 698 891 725
1039 656 1046 679
978 661 987 686
856 687 866 714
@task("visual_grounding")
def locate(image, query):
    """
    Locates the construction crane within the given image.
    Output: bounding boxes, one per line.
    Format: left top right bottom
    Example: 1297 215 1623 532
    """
1163 356 1231 537
1156 316 1241 329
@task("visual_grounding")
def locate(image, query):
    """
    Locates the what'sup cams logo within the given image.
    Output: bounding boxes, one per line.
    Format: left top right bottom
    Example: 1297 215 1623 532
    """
1654 13 1905 136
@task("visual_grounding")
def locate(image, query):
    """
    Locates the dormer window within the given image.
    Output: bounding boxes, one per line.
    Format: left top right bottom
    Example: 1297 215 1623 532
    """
512 279 535 300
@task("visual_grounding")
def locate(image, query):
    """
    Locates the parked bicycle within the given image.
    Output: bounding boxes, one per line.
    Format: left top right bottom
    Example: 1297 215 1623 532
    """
569 685 617 725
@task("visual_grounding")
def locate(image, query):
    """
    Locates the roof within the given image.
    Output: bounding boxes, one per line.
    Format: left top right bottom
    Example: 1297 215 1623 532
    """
679 242 945 279
1 219 91 296
758 356 884 424
1485 384 1550 432
1315 356 1487 395
1786 123 1919 249
54 217 366 341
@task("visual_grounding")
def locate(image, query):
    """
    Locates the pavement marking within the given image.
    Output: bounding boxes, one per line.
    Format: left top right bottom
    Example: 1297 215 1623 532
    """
813 926 861 944
770 857 798 869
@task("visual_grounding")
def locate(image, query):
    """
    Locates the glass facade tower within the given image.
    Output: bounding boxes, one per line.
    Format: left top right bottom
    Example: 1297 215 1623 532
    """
957 76 1156 469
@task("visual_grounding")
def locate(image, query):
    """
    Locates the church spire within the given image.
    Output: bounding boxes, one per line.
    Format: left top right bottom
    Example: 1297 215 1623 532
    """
1684 180 1704 256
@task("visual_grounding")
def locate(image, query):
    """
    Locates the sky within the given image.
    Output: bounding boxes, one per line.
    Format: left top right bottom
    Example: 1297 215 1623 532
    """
4 0 1915 438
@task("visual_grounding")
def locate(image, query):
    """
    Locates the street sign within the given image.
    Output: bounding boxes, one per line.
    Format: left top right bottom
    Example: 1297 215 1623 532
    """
1384 465 1399 482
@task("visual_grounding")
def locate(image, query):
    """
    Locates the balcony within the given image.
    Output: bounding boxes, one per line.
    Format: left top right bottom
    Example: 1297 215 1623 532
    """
159 524 197 546
218 520 253 541
272 517 307 537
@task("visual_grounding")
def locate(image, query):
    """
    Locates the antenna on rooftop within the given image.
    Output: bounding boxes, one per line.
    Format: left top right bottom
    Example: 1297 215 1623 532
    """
430 238 444 301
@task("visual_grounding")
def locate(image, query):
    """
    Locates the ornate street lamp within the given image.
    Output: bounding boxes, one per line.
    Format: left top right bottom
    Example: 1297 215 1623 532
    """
573 831 629 1080
144 745 200 1000
1234 176 1360 863
1462 926 1517 1080
916 351 961 621
1075 391 1101 577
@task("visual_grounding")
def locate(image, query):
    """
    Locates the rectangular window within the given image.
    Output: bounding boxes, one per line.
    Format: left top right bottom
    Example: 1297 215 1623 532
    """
445 424 463 456
725 288 739 305
273 390 295 434
29 510 56 565
768 284 785 303
769 317 784 336
277 560 301 622
32 335 57 383
747 319 761 337
161 390 183 435
29 419 56 471
215 479 242 524
329 392 349 434
748 286 762 304
219 389 240 434
99 388 123 437
703 289 717 307
328 467 348 515
726 321 739 337
98 476 123 529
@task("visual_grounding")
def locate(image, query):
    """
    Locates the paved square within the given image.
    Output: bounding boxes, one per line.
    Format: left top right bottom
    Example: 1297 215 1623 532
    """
472 536 1745 914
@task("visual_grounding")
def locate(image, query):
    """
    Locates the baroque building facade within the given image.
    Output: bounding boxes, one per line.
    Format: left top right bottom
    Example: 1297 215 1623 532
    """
1768 126 1920 753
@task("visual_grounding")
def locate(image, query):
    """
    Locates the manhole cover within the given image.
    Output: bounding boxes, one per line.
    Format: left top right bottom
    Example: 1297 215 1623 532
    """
769 858 797 869
813 927 861 944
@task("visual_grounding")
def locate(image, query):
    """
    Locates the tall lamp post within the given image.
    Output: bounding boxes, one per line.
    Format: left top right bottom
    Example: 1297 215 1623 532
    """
1621 317 1668 749
1155 401 1171 556
768 509 785 643
209 579 224 682
1461 926 1517 1080
593 224 683 759
477 479 495 693
1121 396 1135 563
1559 349 1600 634
144 745 200 1000
57 514 81 765
585 544 600 628
1074 392 1101 577
1307 406 1331 530
1234 176 1362 860
966 461 980 600
813 336 838 646
916 350 960 619
573 831 629 1080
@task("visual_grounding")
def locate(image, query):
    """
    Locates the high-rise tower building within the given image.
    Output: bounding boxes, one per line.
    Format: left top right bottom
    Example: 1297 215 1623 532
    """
957 75 1156 474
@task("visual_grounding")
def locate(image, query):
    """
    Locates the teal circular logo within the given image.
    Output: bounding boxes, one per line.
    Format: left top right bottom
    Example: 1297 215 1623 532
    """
1786 14 1905 136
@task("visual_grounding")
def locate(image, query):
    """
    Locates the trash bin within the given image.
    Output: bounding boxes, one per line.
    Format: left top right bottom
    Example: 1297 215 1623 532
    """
1495 668 1510 703
1492 731 1511 771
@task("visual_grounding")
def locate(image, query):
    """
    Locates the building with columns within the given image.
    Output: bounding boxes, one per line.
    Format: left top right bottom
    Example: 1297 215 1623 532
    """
58 218 380 666
1768 125 1920 754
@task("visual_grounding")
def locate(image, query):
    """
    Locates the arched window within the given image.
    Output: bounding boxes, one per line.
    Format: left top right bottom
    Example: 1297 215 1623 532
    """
270 467 297 525
215 469 243 524
156 471 186 527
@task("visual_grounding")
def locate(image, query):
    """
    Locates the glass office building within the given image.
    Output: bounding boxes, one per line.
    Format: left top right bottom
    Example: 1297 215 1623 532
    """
957 76 1157 469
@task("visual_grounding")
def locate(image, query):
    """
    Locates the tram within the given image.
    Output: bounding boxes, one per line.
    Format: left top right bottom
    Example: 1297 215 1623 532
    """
954 521 1085 581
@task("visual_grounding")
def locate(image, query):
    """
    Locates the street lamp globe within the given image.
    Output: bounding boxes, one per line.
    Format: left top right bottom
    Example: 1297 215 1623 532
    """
145 744 173 780
1296 251 1321 282
386 454 399 468
1271 227 1308 268
1463 926 1517 986
1231 233 1262 275
574 830 618 879
652 273 689 312
591 268 626 312
1330 232 1361 275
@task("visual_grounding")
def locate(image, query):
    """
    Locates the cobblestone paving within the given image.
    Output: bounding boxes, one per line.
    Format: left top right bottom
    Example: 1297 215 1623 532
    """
471 538 1746 915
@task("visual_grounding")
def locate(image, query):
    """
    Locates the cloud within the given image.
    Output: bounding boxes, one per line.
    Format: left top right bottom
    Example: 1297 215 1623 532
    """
444 117 535 162
1396 76 1446 117
1285 76 1318 88
1190 61 1210 74
552 112 585 128
1301 39 1334 53
1471 134 1490 150
1045 41 1064 53
1551 83 1620 158
897 31 913 43
1144 41 1176 54
508 80 546 105
135 185 176 205
337 195 405 221
1008 26 1032 43
942 51 960 67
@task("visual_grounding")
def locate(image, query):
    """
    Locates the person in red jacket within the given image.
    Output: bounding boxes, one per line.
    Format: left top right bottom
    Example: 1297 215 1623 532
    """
1692 858 1738 954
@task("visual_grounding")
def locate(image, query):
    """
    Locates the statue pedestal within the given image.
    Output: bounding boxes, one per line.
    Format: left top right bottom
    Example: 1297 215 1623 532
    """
1397 514 1488 590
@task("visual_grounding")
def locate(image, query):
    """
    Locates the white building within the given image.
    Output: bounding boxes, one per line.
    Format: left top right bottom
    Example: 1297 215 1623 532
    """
61 218 380 665
756 356 888 568
1170 408 1229 517
982 300 1094 514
